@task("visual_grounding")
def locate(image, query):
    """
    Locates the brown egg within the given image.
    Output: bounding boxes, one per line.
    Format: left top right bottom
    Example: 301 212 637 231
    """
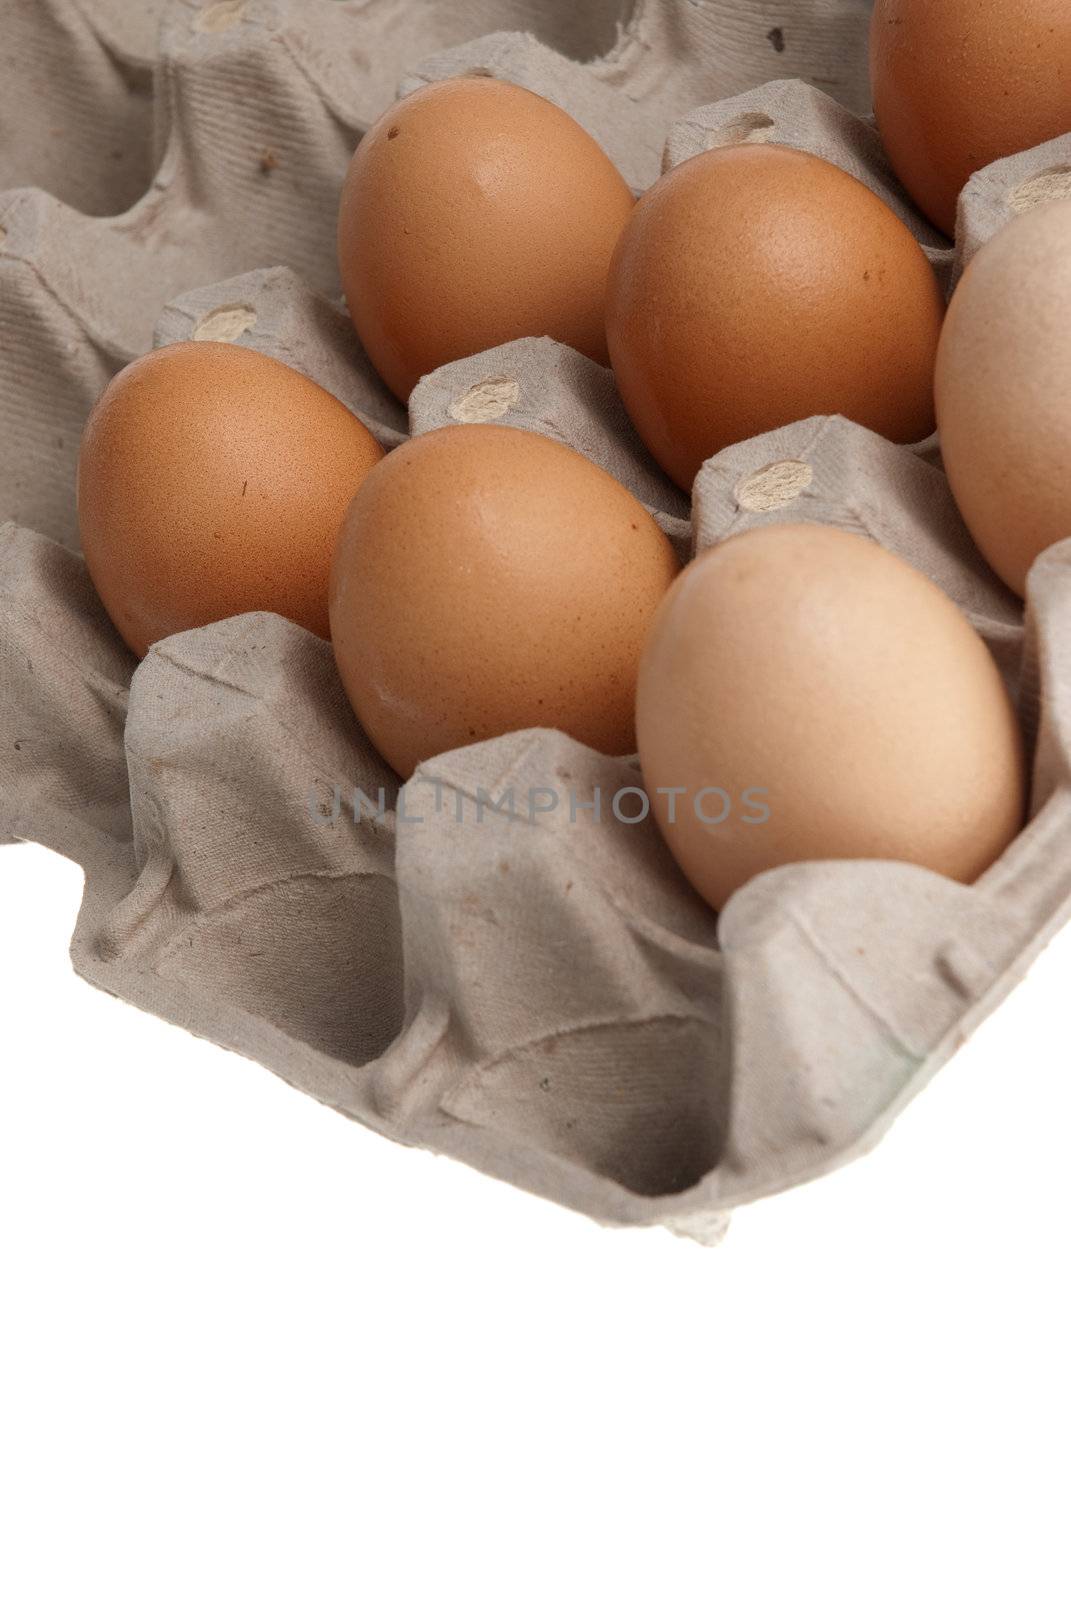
329 425 679 777
871 0 1071 238
636 524 1025 912
605 145 945 492
936 201 1071 597
337 77 635 400
77 342 384 657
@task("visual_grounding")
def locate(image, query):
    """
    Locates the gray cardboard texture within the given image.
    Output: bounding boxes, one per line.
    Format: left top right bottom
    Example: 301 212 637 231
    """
2 0 1070 1238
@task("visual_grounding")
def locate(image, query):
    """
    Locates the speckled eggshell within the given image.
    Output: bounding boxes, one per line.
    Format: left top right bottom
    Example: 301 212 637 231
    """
77 342 384 657
329 424 680 778
936 200 1071 597
636 523 1025 913
337 77 635 401
605 144 946 492
871 0 1071 238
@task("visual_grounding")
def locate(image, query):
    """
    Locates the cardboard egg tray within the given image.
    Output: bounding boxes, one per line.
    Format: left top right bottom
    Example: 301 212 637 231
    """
3 0 1070 1240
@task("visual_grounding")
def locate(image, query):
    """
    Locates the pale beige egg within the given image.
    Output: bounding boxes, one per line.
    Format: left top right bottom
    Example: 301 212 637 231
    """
936 200 1071 597
637 523 1025 911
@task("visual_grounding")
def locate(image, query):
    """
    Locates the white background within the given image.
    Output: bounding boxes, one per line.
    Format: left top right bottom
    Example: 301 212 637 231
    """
1 839 1067 1600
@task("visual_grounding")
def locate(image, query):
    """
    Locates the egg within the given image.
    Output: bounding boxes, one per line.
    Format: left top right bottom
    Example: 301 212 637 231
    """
871 0 1071 238
77 342 384 657
336 77 634 400
605 145 945 492
329 424 679 777
636 524 1025 912
935 201 1071 597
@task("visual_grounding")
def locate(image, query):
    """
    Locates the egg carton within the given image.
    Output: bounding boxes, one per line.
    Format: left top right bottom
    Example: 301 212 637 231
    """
3 0 1071 1240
